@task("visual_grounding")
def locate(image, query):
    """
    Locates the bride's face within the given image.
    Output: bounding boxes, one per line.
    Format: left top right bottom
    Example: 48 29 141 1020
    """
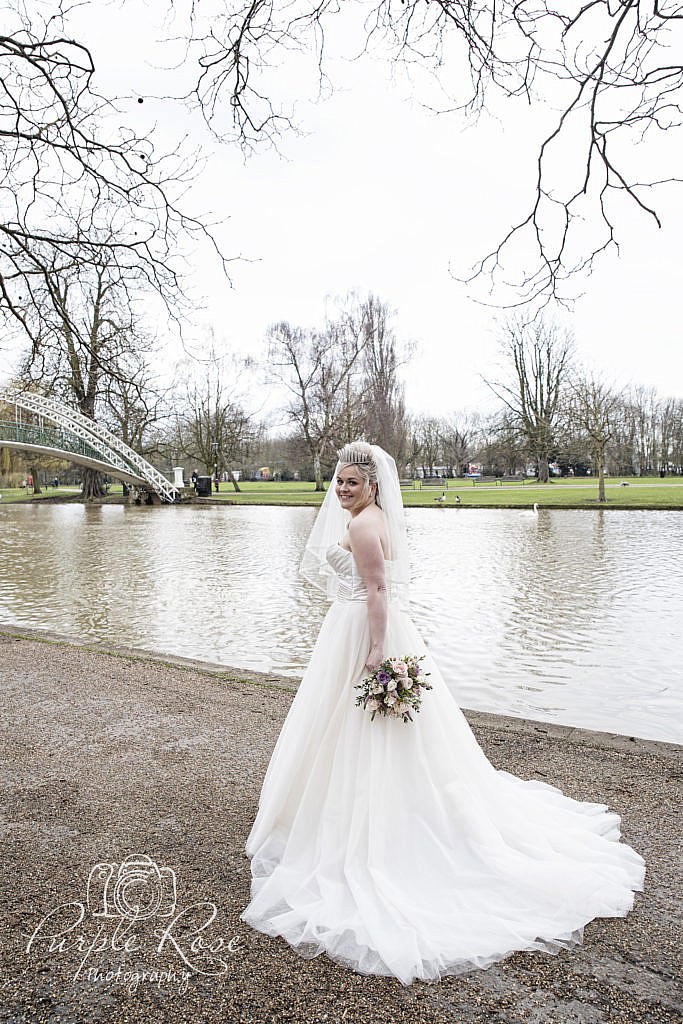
335 465 373 514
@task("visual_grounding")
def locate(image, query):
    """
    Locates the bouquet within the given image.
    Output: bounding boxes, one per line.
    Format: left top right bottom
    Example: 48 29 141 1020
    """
355 655 432 723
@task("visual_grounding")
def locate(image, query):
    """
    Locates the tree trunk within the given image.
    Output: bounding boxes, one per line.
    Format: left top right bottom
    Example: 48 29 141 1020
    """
227 468 241 492
597 448 606 503
81 468 106 500
30 465 42 494
537 456 549 483
313 452 324 491
1 446 12 482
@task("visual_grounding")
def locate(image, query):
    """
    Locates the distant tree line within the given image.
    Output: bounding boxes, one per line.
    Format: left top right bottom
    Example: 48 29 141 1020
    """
235 313 682 500
5 298 682 503
238 384 683 486
165 308 682 504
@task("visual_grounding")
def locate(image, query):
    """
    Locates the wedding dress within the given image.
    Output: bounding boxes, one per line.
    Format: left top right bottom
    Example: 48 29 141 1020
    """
240 448 646 986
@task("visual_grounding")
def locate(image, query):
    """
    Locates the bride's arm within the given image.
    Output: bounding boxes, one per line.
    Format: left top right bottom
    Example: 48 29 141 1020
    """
348 517 387 671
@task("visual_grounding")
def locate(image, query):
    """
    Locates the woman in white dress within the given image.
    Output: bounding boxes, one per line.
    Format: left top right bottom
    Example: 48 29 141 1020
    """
240 441 646 985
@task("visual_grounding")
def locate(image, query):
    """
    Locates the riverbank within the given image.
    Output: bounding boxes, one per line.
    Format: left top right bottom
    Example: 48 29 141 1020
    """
2 477 683 509
0 627 680 1024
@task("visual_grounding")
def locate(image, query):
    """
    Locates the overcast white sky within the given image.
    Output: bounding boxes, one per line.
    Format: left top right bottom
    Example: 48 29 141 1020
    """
7 1 682 418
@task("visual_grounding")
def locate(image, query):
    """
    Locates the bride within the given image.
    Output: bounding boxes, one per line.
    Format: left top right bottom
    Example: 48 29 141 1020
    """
240 441 645 985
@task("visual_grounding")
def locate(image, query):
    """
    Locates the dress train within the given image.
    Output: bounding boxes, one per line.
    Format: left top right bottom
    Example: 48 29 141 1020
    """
240 546 645 985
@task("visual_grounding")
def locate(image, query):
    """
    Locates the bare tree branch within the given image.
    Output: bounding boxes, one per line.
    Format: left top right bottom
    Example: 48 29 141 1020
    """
178 1 683 302
0 1 230 344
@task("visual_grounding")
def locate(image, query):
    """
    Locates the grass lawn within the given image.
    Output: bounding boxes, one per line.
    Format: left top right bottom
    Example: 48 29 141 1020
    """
2 477 681 508
0 486 82 503
204 476 683 509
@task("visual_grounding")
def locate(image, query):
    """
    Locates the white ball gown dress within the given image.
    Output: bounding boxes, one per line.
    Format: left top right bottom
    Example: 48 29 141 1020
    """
240 543 646 985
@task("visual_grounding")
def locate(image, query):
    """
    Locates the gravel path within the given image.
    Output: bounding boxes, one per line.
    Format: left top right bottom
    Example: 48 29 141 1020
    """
0 626 680 1024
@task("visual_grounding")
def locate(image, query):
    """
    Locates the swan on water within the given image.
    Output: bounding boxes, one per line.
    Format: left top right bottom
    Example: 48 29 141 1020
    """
519 502 539 517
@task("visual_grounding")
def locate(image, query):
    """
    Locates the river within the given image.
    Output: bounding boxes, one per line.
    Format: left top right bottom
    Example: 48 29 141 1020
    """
0 502 680 743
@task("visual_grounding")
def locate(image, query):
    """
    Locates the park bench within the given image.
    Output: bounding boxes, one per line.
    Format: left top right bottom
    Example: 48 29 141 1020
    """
467 475 528 486
492 475 527 486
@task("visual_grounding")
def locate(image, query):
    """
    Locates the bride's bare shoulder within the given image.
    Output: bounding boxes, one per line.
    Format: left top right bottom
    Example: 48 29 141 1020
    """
348 505 384 532
348 506 389 554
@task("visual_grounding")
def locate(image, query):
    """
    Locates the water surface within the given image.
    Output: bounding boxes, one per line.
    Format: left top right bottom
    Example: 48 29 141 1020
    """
0 503 680 743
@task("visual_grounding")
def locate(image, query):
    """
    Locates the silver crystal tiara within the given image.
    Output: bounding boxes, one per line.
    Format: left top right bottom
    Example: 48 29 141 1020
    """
336 442 374 465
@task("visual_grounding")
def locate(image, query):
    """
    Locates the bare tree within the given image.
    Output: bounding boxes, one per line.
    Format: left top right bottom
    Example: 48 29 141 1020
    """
16 245 162 497
618 386 661 475
485 318 573 482
403 416 424 481
102 356 170 458
567 373 624 502
412 416 442 478
174 349 254 492
267 317 366 490
666 399 683 475
615 390 683 477
609 396 638 476
477 411 528 478
353 294 410 467
0 3 226 344
659 397 683 475
325 312 367 447
180 1 683 302
439 415 475 477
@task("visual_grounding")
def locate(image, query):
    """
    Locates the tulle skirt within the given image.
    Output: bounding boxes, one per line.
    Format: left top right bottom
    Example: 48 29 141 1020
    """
240 599 646 985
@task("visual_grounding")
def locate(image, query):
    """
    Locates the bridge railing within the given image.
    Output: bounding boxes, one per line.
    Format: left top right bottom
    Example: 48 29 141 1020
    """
0 387 178 501
0 420 138 474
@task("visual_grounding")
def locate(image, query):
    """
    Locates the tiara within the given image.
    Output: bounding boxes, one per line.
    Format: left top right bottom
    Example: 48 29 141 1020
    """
336 442 374 465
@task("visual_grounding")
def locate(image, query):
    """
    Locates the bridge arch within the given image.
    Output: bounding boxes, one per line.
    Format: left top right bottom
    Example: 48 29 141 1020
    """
0 387 178 503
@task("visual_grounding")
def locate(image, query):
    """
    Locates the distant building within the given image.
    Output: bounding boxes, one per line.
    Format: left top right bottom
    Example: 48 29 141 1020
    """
416 465 448 479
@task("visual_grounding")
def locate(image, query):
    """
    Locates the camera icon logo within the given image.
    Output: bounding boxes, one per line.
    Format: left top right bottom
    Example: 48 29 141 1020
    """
86 854 177 921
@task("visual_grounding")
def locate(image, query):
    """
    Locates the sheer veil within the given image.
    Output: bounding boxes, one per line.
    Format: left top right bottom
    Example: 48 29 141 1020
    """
300 443 410 605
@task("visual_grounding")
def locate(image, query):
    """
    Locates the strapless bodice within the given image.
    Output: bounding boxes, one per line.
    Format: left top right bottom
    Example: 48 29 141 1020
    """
325 544 397 603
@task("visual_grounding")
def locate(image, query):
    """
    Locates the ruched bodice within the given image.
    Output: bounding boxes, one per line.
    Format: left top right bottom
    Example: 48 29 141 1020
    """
325 544 369 602
325 544 398 603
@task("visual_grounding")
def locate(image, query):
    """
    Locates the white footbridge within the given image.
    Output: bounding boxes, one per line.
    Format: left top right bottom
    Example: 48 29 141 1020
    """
0 386 179 503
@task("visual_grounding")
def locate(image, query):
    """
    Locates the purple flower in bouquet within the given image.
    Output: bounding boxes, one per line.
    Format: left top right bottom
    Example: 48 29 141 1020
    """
377 670 392 686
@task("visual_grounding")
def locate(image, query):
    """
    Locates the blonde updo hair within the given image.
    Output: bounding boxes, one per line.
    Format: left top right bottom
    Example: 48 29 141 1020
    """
336 441 381 510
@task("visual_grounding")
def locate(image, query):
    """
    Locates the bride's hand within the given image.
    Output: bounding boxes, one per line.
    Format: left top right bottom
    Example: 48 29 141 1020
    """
365 643 384 673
